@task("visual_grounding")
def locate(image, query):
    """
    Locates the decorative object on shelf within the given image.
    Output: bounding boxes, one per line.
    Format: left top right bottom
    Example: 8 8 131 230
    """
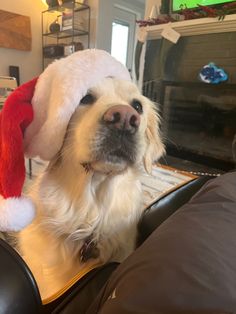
64 43 75 56
46 0 60 8
45 0 85 9
43 44 65 58
61 9 85 31
61 9 73 30
179 2 236 20
136 15 176 27
199 62 228 84
49 18 61 33
64 41 84 56
73 41 83 51
43 42 84 58
149 4 160 19
136 1 236 27
141 2 181 28
161 25 180 43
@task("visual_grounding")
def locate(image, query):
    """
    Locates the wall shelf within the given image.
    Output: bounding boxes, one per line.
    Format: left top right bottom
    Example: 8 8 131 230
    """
42 1 90 69
43 29 89 39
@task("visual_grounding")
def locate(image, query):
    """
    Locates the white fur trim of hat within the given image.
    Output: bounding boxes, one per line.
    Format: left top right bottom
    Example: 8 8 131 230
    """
0 196 35 232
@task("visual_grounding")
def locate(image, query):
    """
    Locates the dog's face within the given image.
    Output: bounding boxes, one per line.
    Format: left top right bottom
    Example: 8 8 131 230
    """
63 78 164 174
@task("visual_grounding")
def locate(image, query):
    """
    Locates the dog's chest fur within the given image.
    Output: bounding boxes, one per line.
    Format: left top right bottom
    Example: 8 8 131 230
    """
19 166 143 299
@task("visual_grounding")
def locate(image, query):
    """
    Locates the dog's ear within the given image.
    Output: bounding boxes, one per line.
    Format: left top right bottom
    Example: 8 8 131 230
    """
143 103 165 174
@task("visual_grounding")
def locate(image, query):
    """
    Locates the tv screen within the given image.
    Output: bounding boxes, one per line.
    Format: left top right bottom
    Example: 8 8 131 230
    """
172 0 234 11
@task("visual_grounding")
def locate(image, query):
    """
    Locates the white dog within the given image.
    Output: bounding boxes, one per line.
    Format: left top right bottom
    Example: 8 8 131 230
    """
18 77 164 300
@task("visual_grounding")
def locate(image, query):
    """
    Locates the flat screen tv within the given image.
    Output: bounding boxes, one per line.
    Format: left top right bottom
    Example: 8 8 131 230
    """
172 0 234 11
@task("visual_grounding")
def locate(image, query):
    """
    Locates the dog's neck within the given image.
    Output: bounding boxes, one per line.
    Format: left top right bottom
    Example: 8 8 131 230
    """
35 159 143 250
47 159 129 204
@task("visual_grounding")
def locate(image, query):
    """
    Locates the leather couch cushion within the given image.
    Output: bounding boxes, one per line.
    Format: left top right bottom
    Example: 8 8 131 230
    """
87 171 236 313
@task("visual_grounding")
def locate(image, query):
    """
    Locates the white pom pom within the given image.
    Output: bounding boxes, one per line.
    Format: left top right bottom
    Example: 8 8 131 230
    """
0 196 35 232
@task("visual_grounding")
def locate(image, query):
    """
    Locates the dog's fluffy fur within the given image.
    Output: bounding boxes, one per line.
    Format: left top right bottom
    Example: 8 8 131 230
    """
18 78 164 299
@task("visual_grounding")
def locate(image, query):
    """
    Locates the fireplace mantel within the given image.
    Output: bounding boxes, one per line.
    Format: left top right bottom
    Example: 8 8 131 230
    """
145 13 236 40
137 14 236 89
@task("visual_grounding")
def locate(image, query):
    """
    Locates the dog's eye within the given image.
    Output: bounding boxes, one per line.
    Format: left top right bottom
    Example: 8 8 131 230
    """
131 99 143 114
80 93 96 105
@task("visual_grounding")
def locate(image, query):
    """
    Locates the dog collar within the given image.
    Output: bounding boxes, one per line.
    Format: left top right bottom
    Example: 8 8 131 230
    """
80 236 99 263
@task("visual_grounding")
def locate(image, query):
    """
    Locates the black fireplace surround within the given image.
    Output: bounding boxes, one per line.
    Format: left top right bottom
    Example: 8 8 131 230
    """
142 32 236 171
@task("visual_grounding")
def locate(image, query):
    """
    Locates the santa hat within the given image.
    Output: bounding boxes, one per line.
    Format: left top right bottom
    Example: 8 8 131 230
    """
0 49 131 232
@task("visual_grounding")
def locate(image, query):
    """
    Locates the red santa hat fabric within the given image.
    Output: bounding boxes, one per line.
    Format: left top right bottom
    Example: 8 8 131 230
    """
0 49 131 232
0 78 37 232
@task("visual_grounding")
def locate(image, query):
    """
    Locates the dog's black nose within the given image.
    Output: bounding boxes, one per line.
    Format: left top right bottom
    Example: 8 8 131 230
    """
103 105 140 132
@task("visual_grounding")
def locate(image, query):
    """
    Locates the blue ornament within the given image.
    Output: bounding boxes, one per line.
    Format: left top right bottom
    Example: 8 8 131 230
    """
199 63 228 84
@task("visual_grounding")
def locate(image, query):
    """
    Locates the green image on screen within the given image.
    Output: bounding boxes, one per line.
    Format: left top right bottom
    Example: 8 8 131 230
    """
173 0 233 11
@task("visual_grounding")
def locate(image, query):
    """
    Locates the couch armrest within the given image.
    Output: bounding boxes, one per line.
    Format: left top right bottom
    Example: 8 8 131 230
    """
137 176 213 246
0 239 42 314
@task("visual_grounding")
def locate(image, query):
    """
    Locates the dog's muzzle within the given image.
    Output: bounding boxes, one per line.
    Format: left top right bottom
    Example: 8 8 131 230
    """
95 105 141 164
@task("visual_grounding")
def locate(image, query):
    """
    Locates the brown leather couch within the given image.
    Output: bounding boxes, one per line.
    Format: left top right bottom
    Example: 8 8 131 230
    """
1 173 235 314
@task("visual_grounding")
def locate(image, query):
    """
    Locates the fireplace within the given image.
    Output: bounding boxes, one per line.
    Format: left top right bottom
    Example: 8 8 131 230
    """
159 81 236 170
138 16 236 171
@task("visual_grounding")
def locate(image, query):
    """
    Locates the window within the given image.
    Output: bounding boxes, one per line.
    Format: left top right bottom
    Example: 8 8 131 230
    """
111 7 137 72
111 22 129 66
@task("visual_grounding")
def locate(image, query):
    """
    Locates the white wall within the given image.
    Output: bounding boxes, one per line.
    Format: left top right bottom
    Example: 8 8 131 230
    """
0 0 46 83
87 0 99 48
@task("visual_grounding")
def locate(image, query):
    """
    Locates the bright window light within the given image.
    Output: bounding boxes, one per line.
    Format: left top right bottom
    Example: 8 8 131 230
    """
111 22 129 66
